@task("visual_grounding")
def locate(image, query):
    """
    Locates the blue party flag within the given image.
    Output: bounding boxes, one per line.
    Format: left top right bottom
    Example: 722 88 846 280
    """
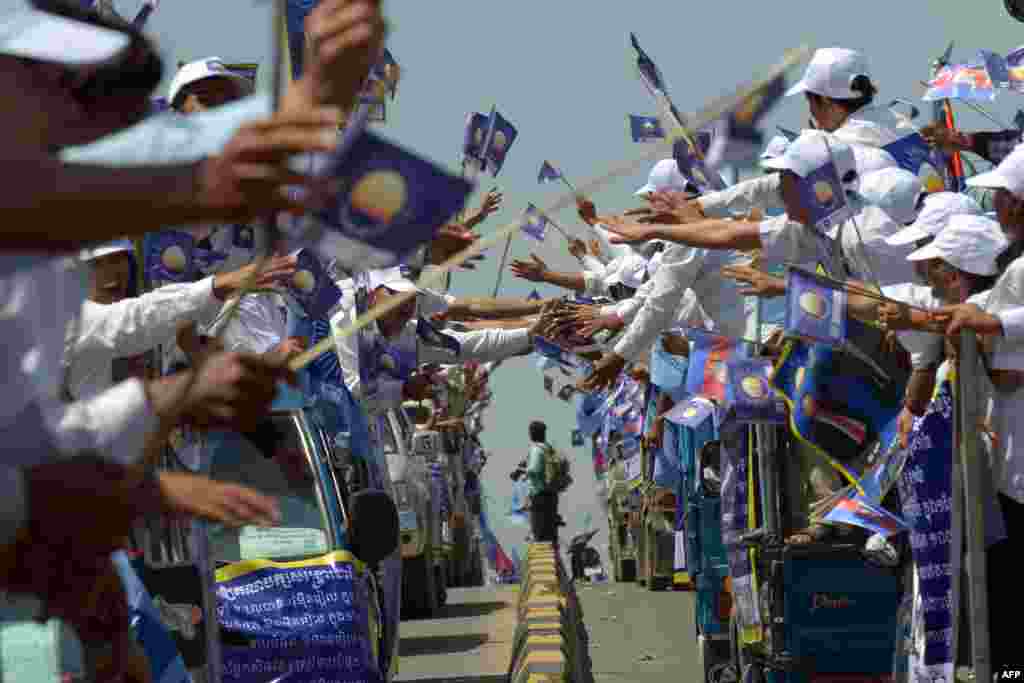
144 230 195 284
463 111 490 162
629 115 665 143
527 289 542 301
784 266 849 347
980 49 1011 90
416 315 462 356
630 32 670 97
286 248 343 319
377 340 417 380
193 248 227 275
520 203 549 242
534 336 574 368
673 138 726 193
795 149 855 231
663 396 716 428
480 108 518 177
724 356 786 424
537 160 562 184
705 73 786 170
310 130 474 270
883 133 933 175
232 224 255 250
1007 46 1024 92
149 97 169 115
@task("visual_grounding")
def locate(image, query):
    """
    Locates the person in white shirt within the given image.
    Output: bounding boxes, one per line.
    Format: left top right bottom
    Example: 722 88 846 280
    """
67 241 298 400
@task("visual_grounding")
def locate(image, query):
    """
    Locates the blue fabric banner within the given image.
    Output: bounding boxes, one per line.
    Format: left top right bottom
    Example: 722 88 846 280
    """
215 551 381 683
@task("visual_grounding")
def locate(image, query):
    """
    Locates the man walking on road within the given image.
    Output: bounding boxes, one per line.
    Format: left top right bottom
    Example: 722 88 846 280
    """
527 420 559 544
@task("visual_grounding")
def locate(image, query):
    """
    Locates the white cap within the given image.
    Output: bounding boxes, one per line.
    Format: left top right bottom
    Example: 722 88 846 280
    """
634 158 690 196
79 240 134 262
367 265 423 294
857 168 923 226
760 135 791 162
886 192 982 246
168 57 252 106
966 144 1024 198
0 7 130 65
785 47 872 100
761 130 857 186
906 214 1008 276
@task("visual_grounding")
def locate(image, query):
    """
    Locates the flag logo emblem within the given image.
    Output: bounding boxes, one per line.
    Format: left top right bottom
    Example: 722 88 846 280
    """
349 170 408 226
795 366 807 391
813 180 835 206
162 245 187 273
292 269 316 293
683 406 698 419
799 290 828 319
741 375 767 399
492 131 509 155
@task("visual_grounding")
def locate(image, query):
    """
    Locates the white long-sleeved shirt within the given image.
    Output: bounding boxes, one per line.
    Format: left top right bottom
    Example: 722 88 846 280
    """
67 277 222 401
218 292 291 355
581 250 647 299
613 245 749 362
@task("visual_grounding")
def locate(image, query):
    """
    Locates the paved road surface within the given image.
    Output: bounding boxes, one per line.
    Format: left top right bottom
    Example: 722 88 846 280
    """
578 582 700 683
395 587 518 683
394 582 698 683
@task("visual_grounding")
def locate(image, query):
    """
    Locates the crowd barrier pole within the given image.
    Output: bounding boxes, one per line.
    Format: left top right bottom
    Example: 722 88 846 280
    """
957 332 990 683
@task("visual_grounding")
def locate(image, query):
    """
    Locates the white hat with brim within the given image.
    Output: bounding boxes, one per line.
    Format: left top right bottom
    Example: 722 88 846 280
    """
368 266 423 294
635 158 690 196
857 167 923 226
966 145 1024 198
168 57 253 107
886 192 982 246
761 130 857 186
760 135 791 161
0 8 130 65
906 214 1007 276
785 47 872 100
79 240 134 262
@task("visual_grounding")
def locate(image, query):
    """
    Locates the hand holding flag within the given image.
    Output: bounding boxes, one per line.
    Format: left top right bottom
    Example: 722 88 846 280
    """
538 160 578 194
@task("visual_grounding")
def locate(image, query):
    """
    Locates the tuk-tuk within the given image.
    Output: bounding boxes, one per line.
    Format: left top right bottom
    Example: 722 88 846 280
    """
205 400 400 683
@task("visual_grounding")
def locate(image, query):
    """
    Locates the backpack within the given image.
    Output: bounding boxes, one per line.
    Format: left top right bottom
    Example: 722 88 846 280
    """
542 444 572 494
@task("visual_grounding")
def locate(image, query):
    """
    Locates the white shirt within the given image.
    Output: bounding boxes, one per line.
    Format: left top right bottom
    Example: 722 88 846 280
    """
601 283 706 329
581 250 647 299
67 277 222 400
613 245 749 362
218 292 291 355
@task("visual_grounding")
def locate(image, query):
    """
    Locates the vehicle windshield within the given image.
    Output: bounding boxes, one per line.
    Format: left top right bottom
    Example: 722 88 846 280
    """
206 414 329 564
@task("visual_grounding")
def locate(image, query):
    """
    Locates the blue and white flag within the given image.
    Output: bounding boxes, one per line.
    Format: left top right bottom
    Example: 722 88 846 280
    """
480 108 518 177
145 230 195 284
784 266 848 346
629 114 665 143
520 203 549 242
537 160 562 184
705 73 786 171
307 131 474 270
286 249 343 319
796 152 854 232
463 112 490 162
673 138 726 193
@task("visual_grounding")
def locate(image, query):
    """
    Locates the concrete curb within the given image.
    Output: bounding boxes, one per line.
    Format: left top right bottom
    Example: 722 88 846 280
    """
507 543 594 683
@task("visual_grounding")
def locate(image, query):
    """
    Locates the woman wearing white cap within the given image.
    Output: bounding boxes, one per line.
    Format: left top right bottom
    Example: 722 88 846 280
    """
662 48 900 222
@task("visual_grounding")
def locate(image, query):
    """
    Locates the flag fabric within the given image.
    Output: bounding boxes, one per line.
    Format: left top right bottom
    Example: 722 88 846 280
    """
145 230 195 284
629 114 665 142
537 160 562 184
795 149 855 232
663 396 716 428
527 289 542 301
980 49 1011 90
723 356 786 424
193 248 227 276
1007 46 1024 91
897 379 958 683
923 63 995 102
480 109 518 177
520 203 549 242
534 336 573 368
823 493 908 537
576 391 609 437
463 112 491 161
630 32 670 97
673 138 726 193
784 266 849 346
705 73 786 170
882 131 954 195
369 48 399 99
684 329 742 402
307 131 474 270
286 249 343 319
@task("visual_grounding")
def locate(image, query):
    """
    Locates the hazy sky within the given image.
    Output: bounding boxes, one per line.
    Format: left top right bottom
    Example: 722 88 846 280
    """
16 0 1024 566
